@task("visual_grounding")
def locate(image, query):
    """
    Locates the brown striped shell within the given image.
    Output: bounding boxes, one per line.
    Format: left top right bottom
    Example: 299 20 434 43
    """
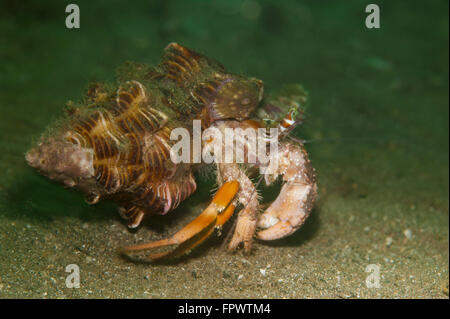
25 43 263 228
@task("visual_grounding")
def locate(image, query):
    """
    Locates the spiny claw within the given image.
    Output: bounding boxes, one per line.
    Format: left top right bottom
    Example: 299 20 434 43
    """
120 181 239 260
255 142 317 241
257 182 317 240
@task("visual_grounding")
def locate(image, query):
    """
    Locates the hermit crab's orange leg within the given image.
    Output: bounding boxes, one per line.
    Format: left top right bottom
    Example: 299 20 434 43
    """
147 203 236 260
120 181 239 260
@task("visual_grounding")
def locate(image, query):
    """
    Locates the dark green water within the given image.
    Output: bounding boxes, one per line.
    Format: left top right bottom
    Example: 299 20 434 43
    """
0 0 448 298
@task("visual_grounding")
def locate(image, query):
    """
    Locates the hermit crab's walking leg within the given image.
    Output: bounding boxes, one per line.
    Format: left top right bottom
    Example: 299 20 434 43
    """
217 163 260 251
256 142 317 240
120 181 239 260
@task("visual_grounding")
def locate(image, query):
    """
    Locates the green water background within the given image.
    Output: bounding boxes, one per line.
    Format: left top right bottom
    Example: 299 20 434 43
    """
0 0 448 298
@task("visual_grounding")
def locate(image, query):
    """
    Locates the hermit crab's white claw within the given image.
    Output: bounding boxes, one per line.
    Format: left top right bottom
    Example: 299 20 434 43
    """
257 182 317 240
256 143 317 241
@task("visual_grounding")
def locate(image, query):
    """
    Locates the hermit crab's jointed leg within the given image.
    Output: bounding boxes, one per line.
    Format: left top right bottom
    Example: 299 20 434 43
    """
256 142 317 240
120 181 239 260
217 162 260 251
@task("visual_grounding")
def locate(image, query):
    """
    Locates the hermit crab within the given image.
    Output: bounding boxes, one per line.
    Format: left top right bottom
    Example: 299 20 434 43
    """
25 43 317 260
